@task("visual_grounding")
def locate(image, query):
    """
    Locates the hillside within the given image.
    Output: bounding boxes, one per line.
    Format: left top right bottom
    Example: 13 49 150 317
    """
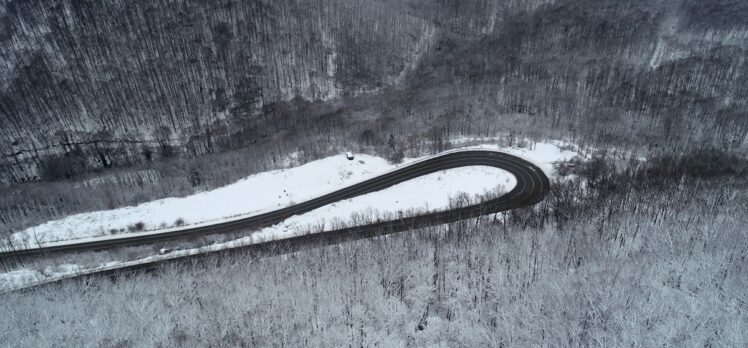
1 1 748 345
2 0 747 185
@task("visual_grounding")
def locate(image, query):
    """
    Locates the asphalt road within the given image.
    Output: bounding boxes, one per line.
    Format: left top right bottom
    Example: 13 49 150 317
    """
0 150 550 275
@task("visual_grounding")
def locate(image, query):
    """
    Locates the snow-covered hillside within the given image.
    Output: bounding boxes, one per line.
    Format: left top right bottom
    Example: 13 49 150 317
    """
1 141 582 291
9 142 579 247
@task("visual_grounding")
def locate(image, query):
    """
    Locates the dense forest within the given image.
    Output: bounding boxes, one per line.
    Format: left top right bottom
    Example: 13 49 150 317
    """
1 0 747 183
1 0 747 236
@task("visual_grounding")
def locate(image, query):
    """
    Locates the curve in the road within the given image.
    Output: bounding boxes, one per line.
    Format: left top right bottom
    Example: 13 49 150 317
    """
0 150 550 261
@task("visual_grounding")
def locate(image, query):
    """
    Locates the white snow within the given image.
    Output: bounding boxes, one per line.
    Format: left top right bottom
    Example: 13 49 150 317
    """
11 154 393 245
9 142 579 247
0 140 583 291
198 141 575 246
249 164 516 238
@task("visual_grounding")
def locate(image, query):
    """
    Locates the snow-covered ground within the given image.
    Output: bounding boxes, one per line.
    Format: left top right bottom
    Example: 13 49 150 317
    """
1 140 582 291
12 154 395 245
245 164 516 240
10 141 578 247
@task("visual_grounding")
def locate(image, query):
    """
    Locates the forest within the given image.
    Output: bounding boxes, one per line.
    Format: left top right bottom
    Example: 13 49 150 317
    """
1 0 747 345
1 0 747 237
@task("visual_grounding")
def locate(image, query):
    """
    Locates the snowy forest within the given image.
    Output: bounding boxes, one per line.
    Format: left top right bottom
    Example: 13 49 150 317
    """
1 0 746 182
2 0 748 237
1 0 747 346
2 0 748 233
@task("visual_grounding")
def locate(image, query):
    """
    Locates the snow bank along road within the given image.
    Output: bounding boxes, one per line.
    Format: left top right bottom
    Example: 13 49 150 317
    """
0 150 549 265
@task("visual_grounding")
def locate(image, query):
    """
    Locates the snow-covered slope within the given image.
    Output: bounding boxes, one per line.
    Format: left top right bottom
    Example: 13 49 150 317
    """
10 141 579 247
1 141 582 291
13 154 392 245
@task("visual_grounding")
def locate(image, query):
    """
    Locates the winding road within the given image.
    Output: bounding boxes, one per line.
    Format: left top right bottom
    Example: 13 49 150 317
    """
0 150 549 276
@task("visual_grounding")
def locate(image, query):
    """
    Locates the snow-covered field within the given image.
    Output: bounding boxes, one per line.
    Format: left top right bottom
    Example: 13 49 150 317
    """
1 141 581 291
12 154 396 245
10 141 577 247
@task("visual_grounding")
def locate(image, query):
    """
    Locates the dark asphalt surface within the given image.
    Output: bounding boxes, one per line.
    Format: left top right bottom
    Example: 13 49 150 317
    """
0 150 550 283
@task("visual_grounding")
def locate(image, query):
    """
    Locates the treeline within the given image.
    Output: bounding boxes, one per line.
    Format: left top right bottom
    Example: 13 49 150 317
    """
531 148 748 231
